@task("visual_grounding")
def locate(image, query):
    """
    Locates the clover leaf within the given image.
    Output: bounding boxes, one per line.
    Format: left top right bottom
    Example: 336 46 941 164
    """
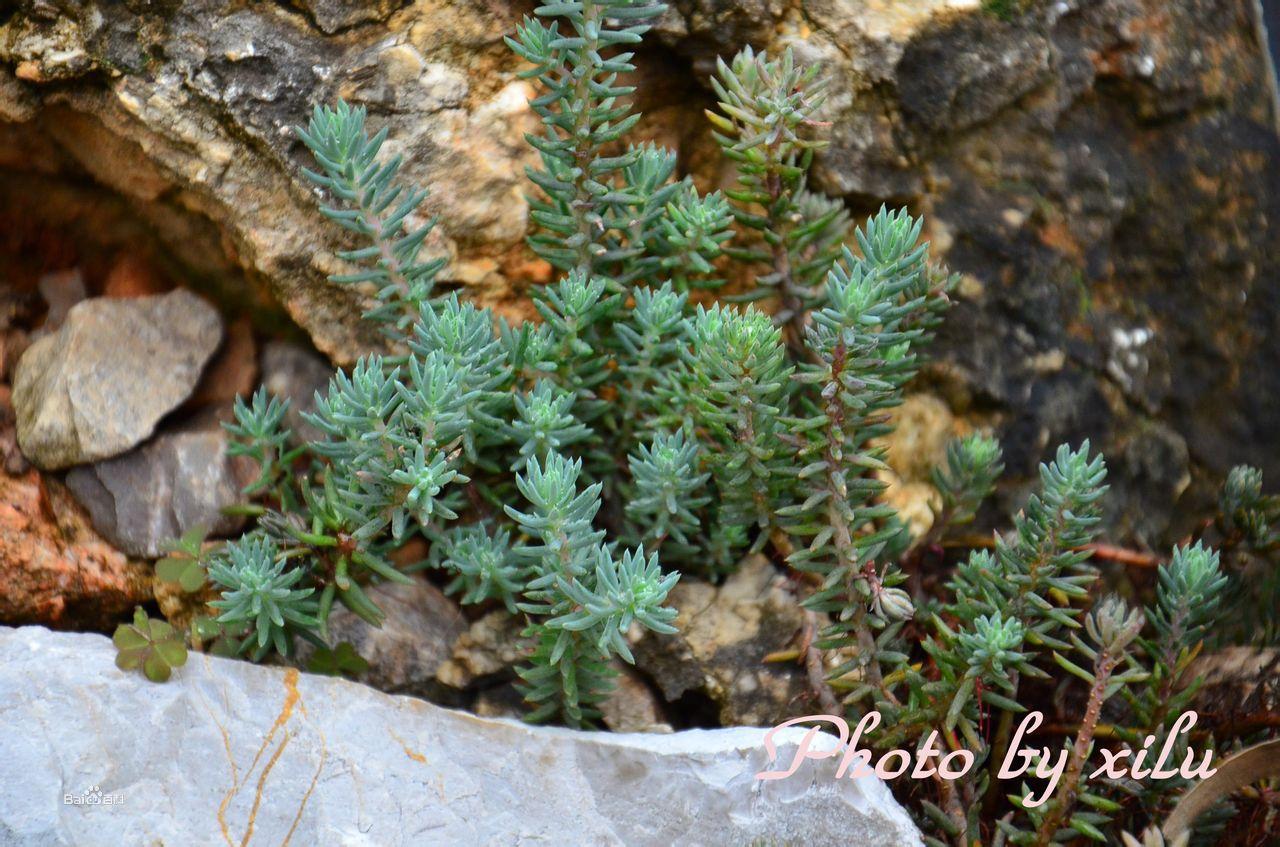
113 608 189 683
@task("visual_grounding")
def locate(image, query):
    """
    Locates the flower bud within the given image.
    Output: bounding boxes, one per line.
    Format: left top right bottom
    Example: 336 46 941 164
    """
873 587 914 621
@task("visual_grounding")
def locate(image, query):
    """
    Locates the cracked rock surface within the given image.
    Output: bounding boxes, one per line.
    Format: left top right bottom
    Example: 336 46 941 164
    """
0 625 922 846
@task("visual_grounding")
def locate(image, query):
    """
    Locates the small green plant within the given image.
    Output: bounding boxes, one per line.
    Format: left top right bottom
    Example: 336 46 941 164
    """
128 1 1264 840
1211 464 1280 644
207 535 321 660
981 0 1030 21
113 608 188 683
154 524 215 593
707 44 844 335
307 642 371 677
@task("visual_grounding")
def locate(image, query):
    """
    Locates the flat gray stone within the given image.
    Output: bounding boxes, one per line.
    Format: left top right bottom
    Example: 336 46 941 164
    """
295 578 467 699
64 412 245 558
0 625 922 846
13 291 223 470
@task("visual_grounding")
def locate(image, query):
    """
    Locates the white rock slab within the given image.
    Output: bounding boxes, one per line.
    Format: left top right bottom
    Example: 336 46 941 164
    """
0 626 922 846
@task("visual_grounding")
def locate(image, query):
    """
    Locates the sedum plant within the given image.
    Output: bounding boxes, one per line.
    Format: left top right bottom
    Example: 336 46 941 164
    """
117 1 1260 841
708 45 844 334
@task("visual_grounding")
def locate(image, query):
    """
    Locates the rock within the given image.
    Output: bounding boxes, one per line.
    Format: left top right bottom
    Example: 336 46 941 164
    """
0 385 28 475
64 411 247 558
652 0 785 67
0 625 923 846
0 294 32 378
877 392 968 539
602 665 672 733
101 252 171 299
632 554 811 727
1107 420 1192 546
0 327 29 387
187 317 257 411
435 609 525 690
0 472 151 628
35 268 86 331
881 394 965 484
0 0 544 362
290 0 403 35
259 340 332 443
12 290 223 470
295 577 467 699
1 13 94 83
473 682 526 720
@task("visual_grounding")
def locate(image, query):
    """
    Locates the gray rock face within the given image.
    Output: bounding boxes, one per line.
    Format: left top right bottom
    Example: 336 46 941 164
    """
259 340 332 444
0 625 923 846
12 291 222 470
296 577 468 698
289 0 403 34
64 412 245 557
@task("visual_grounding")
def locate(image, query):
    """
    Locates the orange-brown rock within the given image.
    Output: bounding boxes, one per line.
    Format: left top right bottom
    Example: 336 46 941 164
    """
0 470 151 629
186 317 257 412
102 252 172 299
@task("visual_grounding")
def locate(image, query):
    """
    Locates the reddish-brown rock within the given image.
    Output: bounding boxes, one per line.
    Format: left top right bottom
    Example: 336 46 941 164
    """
0 470 151 629
186 316 257 411
101 252 171 299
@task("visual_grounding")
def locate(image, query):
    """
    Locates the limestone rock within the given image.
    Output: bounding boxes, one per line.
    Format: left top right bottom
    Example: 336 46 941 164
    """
64 411 246 558
295 577 467 699
602 664 673 733
0 625 923 846
632 554 811 727
12 291 222 470
0 472 151 628
435 609 526 690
